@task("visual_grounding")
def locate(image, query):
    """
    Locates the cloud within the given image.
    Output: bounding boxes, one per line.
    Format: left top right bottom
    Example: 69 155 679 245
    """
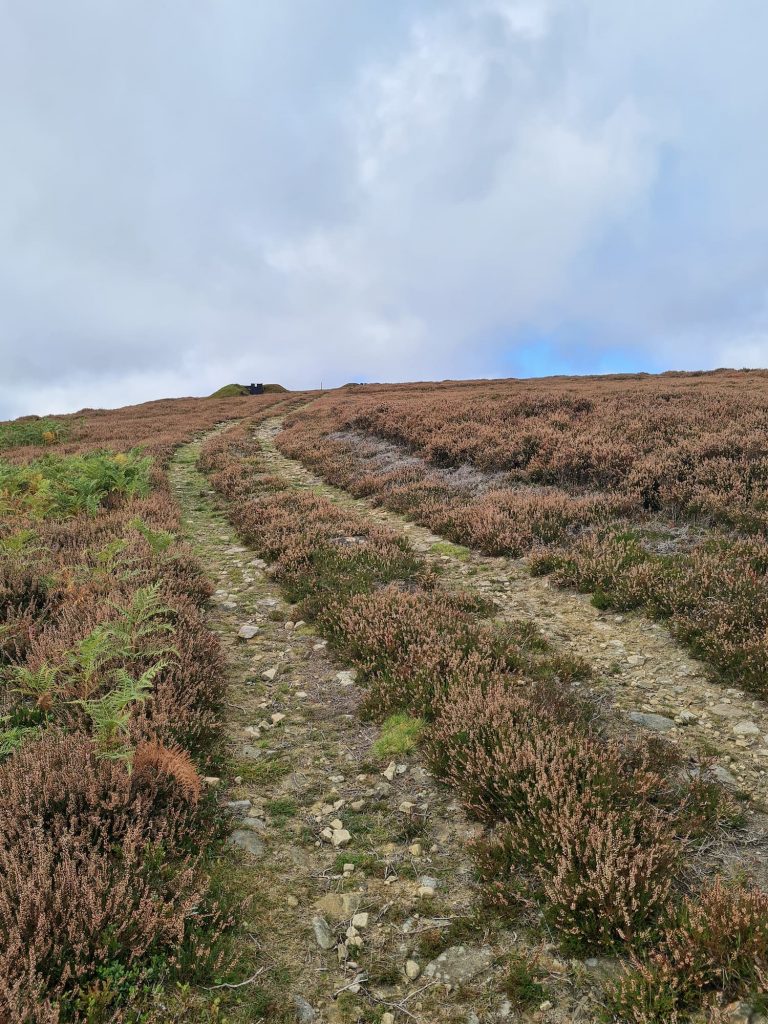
1 0 767 417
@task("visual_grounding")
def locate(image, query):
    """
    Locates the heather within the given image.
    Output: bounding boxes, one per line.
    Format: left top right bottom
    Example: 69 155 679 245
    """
607 879 768 1020
200 407 768 1020
275 372 768 701
0 392 296 1021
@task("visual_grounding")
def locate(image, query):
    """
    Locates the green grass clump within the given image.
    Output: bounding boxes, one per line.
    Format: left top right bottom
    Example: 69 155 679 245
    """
210 384 250 397
265 798 298 825
371 713 424 758
430 541 471 561
233 757 292 785
502 955 547 1010
331 851 377 874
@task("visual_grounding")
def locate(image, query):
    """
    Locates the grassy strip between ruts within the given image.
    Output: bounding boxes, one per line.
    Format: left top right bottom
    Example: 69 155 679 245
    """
199 415 768 1024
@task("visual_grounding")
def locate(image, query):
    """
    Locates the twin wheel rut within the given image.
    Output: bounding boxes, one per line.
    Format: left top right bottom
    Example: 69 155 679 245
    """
168 414 768 1024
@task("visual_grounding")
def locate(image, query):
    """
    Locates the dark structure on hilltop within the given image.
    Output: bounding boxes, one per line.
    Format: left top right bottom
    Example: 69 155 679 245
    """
248 383 265 395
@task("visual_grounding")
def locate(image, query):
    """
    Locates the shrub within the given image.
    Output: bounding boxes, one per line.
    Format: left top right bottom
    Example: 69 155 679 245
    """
608 878 768 1020
428 676 717 951
0 731 227 1022
0 417 69 451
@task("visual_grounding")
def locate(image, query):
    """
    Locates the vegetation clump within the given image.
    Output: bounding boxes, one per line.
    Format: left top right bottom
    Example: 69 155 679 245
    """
371 712 424 757
0 416 69 450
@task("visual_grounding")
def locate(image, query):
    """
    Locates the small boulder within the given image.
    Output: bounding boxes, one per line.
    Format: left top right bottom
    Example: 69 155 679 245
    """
629 711 676 733
332 828 352 848
709 703 742 719
405 959 421 980
312 916 335 950
228 830 265 858
733 720 760 736
424 945 494 989
292 995 316 1023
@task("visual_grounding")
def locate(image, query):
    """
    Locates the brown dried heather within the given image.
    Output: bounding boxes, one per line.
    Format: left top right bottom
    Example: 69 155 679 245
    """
610 878 768 1019
274 372 768 698
199 392 768 1013
427 676 695 950
0 731 225 1022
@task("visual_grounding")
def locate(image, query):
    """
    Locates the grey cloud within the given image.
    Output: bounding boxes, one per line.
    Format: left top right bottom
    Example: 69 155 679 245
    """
1 0 768 418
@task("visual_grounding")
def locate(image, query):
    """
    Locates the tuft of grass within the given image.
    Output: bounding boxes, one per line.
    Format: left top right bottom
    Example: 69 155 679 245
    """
501 955 547 1010
331 852 377 875
371 713 424 758
265 797 298 825
430 541 471 561
232 757 292 785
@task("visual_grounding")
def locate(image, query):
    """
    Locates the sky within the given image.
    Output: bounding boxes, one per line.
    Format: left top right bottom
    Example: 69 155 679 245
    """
2 1 768 418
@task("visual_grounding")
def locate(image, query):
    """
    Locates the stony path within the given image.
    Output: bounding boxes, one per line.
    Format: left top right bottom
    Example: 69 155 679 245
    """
259 418 768 815
169 432 598 1024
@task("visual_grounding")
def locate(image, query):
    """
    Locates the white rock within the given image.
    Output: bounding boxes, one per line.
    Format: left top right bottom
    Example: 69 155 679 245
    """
733 720 760 736
261 667 278 681
312 916 335 950
351 912 369 929
271 712 286 724
383 762 397 781
405 959 421 980
238 624 259 639
331 828 352 848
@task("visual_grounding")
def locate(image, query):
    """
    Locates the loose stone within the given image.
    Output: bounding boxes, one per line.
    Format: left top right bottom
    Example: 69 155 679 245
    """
312 916 335 950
